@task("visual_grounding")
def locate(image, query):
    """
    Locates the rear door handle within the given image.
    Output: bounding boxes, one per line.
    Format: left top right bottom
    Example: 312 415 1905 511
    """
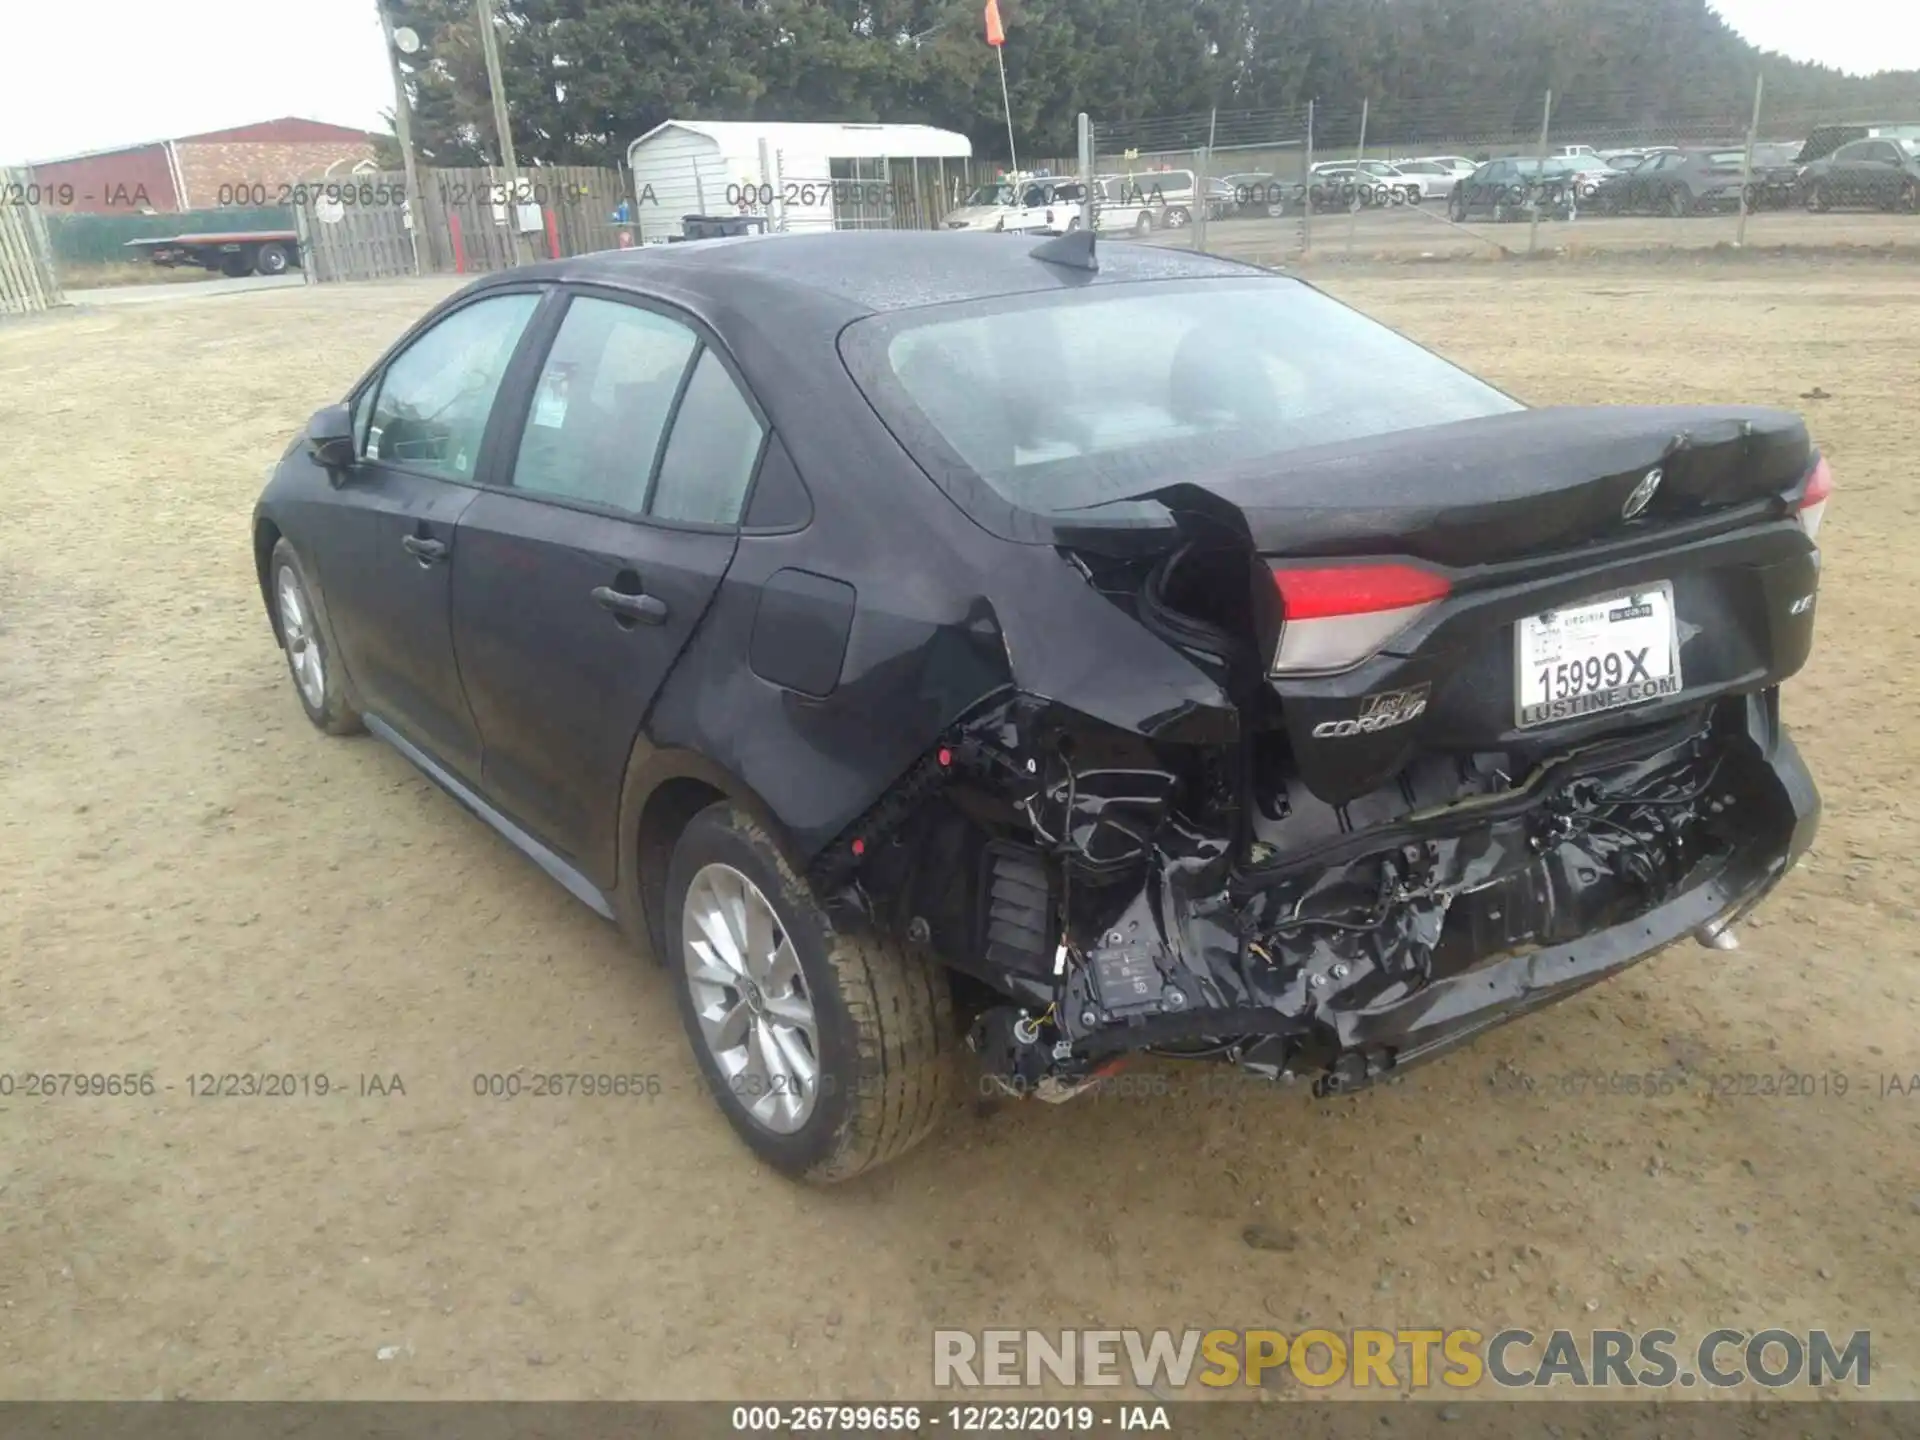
592 586 669 625
402 534 448 563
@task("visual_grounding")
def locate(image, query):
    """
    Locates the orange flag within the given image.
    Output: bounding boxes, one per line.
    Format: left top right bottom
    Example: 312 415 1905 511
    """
984 0 1006 47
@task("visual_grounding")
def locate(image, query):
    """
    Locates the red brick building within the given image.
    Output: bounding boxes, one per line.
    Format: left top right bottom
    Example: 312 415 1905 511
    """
29 118 379 214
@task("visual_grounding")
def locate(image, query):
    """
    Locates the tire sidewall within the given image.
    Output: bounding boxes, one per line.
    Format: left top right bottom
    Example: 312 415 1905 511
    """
663 806 863 1176
257 243 289 275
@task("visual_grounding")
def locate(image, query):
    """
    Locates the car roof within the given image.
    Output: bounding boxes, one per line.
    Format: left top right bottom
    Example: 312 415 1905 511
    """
482 230 1267 327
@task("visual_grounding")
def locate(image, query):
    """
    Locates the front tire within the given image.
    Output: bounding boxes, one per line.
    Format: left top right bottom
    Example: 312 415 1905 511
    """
1132 210 1154 235
664 803 953 1182
256 242 291 275
269 538 361 736
1667 185 1692 218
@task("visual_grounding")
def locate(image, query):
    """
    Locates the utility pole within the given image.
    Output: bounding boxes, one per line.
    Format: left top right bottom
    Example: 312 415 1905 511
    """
475 0 533 264
374 0 425 275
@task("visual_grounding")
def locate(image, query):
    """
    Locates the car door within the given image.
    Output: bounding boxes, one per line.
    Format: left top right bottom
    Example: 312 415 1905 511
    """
312 287 544 779
1825 142 1875 205
1861 141 1905 204
449 289 769 887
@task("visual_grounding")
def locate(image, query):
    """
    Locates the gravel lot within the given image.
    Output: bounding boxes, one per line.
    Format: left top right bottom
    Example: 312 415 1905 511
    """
2 255 1916 1402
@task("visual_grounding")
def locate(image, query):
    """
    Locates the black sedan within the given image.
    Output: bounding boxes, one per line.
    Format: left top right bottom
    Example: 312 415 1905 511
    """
1446 158 1577 221
1799 137 1920 212
255 230 1826 1181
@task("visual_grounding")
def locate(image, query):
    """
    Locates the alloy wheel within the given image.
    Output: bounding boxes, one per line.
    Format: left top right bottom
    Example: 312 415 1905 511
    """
276 568 326 711
681 862 821 1135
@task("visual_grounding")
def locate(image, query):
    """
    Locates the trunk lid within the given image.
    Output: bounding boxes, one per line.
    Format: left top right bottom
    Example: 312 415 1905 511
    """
1142 404 1811 568
1119 405 1823 807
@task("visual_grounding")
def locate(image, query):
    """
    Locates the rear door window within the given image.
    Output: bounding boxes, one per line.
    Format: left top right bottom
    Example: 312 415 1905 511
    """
508 296 698 513
648 350 767 526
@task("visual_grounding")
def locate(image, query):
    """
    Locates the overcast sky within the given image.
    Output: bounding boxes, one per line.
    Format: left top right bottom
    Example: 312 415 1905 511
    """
4 1 1918 163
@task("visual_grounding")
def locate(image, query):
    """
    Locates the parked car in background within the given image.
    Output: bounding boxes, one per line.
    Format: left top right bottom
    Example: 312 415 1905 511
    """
1096 169 1200 229
1308 160 1420 208
1386 160 1458 201
944 175 1087 234
1744 143 1807 209
1221 172 1289 216
1557 154 1619 200
944 178 1028 232
1412 155 1480 180
1589 148 1750 216
1794 121 1920 167
1798 137 1920 212
1447 157 1577 222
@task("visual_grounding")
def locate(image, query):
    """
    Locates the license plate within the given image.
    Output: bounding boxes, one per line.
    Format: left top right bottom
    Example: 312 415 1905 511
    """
1515 583 1681 728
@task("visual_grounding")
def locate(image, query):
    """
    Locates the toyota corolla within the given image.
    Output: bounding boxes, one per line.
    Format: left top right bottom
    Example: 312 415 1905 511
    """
253 230 1826 1181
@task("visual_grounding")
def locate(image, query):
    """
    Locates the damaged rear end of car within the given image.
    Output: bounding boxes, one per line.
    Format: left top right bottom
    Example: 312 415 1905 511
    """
824 270 1825 1103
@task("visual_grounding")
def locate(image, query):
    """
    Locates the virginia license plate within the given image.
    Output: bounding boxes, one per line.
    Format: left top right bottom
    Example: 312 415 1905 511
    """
1515 583 1681 728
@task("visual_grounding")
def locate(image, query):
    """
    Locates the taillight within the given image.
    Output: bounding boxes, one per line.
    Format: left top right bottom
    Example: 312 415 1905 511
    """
1796 455 1832 540
1268 561 1452 673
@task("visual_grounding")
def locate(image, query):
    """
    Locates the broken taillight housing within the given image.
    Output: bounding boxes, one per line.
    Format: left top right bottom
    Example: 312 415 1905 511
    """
1796 455 1832 541
1267 561 1452 674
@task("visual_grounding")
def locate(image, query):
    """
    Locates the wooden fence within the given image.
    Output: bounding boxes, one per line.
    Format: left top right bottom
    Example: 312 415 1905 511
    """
0 170 65 314
293 166 634 283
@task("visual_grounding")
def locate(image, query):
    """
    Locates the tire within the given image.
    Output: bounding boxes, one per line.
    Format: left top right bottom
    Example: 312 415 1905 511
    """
1164 206 1191 229
1667 186 1691 218
1805 181 1828 213
1901 180 1919 214
1449 191 1468 222
255 242 290 275
1065 216 1082 232
220 251 253 278
268 538 362 736
664 802 954 1182
1132 210 1154 235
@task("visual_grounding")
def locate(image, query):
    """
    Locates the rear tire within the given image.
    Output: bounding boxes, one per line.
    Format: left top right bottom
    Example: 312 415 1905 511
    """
664 803 954 1183
269 538 362 736
255 242 291 276
1667 185 1692 218
220 251 253 278
1805 181 1829 213
1132 210 1154 235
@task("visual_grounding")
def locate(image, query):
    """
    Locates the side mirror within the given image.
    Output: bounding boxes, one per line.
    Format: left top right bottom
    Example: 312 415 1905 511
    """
306 403 357 473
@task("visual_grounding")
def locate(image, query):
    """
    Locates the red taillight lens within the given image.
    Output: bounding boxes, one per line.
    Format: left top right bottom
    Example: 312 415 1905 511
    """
1268 561 1452 673
1797 455 1832 540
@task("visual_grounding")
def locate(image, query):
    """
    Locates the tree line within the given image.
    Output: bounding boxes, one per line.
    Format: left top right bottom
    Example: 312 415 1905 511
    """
379 0 1920 167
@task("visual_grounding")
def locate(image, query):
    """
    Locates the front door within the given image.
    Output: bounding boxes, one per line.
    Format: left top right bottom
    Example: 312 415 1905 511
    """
451 291 769 886
311 289 544 779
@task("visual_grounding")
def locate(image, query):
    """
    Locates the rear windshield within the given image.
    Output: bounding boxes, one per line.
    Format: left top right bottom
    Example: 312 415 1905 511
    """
840 277 1521 527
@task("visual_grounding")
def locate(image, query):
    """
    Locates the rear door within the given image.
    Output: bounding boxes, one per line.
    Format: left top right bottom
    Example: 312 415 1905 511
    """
449 288 768 887
309 288 544 779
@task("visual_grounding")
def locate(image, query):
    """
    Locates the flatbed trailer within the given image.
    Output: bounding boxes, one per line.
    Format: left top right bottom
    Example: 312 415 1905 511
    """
122 230 301 278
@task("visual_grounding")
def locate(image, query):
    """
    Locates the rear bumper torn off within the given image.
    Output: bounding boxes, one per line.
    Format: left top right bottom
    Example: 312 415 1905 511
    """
1036 692 1819 1095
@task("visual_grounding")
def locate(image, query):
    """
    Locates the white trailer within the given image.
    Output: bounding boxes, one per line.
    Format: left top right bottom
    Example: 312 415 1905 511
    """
625 120 973 239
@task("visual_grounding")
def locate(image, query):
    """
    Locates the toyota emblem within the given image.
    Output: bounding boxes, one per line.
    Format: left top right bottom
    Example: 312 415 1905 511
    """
1622 467 1662 520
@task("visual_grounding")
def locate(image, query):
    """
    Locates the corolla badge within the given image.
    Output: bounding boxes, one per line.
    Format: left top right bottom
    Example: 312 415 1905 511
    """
1622 467 1663 520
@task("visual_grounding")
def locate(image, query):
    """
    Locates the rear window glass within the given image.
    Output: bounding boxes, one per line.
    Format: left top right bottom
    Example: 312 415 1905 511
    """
842 278 1521 525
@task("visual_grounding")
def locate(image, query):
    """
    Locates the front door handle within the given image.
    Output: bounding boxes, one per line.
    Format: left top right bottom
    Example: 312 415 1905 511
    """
402 534 448 563
592 586 669 625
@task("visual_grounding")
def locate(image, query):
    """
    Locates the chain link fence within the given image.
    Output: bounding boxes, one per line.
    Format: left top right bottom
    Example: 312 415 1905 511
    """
1090 83 1920 264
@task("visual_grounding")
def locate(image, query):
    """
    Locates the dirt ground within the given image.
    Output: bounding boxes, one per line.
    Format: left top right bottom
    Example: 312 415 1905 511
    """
2 255 1917 1404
